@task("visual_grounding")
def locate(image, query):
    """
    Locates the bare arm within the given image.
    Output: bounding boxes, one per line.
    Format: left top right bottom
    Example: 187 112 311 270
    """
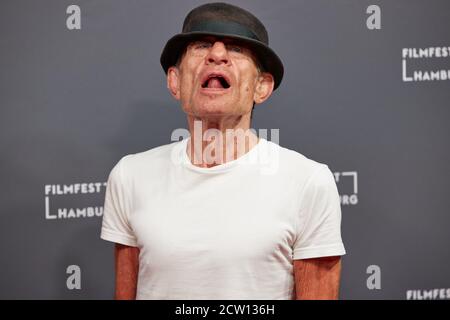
114 243 140 300
293 256 342 300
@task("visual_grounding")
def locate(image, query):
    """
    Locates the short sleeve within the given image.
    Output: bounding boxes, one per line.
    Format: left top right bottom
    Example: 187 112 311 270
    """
293 164 346 260
100 156 138 247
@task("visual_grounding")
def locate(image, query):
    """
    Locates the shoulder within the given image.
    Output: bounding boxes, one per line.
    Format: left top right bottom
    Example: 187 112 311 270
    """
113 140 182 176
266 140 334 189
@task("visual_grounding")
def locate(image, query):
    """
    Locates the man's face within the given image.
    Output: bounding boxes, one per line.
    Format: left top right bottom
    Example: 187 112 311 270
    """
167 36 274 118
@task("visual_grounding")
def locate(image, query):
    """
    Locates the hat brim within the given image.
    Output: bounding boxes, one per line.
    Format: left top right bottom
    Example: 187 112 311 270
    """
160 31 284 90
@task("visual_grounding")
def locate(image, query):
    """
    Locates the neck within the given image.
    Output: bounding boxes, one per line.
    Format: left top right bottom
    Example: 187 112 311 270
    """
185 113 260 168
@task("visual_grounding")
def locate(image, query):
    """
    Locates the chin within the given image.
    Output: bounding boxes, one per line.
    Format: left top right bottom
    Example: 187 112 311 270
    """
194 107 230 117
191 99 236 116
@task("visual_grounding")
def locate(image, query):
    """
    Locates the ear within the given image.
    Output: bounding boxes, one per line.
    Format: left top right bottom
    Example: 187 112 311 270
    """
167 66 181 100
253 72 274 104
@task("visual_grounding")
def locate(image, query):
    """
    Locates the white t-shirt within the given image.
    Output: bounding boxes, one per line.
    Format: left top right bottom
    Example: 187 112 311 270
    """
100 137 346 300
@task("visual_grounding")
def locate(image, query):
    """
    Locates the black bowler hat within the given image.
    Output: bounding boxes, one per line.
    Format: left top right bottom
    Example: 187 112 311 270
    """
160 2 284 90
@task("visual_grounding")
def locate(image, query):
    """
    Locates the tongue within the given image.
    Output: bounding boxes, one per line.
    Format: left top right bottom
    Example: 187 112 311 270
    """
207 78 224 89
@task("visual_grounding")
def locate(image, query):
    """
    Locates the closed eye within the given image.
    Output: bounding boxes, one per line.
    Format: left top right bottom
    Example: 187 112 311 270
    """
226 44 243 53
194 41 212 49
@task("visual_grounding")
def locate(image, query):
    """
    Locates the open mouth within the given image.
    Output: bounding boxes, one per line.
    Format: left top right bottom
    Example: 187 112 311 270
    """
201 74 231 89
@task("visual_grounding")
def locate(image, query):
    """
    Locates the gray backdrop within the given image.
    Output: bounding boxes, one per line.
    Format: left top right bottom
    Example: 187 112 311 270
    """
1 0 449 299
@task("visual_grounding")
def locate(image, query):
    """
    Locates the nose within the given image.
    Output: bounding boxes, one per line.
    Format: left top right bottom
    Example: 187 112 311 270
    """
205 41 229 66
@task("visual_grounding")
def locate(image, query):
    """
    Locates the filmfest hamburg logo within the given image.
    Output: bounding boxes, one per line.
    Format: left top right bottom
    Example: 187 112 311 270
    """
44 182 106 220
333 171 358 206
402 46 450 82
406 288 450 300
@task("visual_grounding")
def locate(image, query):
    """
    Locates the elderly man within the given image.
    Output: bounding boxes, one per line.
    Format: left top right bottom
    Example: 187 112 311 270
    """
100 2 346 300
